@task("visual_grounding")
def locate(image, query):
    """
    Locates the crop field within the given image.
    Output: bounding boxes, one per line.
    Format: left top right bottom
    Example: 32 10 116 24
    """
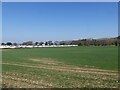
1 46 119 88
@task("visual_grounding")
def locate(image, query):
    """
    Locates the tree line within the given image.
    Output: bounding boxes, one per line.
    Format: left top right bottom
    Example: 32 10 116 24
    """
71 37 120 46
1 36 120 46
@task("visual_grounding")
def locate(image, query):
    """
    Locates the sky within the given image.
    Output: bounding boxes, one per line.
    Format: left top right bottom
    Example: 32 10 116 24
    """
2 2 118 43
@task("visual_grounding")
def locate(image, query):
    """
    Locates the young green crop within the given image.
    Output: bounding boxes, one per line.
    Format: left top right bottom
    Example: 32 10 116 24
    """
2 46 118 70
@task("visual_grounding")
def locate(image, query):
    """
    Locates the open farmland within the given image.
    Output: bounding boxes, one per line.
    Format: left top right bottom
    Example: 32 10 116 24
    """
1 46 118 88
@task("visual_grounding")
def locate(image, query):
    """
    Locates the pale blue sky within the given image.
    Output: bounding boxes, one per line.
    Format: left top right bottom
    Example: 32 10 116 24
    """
2 2 118 43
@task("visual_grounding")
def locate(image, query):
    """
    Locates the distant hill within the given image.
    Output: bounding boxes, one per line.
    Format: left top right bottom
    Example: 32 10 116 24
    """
117 36 120 39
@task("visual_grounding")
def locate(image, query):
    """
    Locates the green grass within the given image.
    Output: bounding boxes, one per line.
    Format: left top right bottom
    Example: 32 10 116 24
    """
2 46 118 88
3 46 118 70
2 64 117 88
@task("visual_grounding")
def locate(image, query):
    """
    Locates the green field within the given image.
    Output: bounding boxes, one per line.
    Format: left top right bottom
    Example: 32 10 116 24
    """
2 46 118 88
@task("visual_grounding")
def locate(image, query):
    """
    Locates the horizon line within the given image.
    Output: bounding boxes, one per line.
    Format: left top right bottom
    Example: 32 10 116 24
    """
2 36 118 43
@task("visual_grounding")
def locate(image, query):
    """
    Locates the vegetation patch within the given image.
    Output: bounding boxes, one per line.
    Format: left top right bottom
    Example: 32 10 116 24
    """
2 46 118 88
